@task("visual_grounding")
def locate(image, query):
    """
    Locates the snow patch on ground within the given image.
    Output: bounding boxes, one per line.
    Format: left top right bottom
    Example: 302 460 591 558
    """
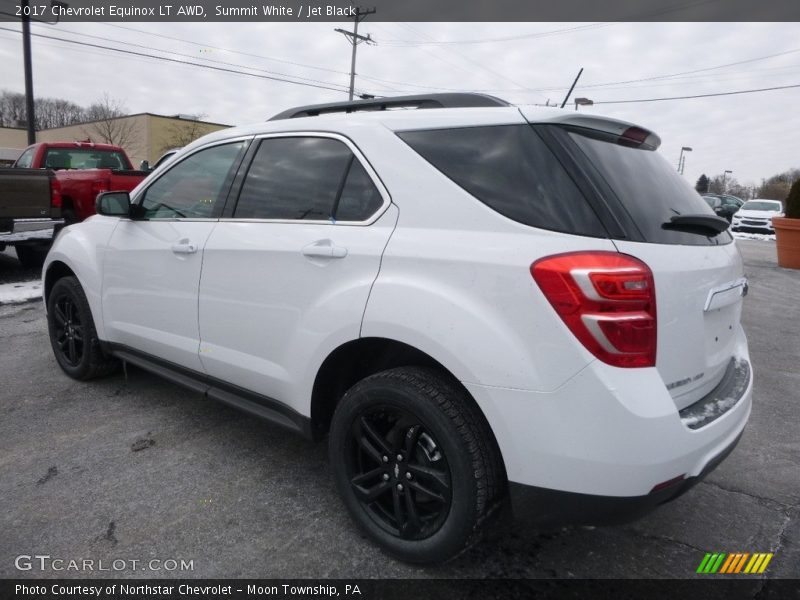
732 231 775 242
0 229 54 243
0 280 43 304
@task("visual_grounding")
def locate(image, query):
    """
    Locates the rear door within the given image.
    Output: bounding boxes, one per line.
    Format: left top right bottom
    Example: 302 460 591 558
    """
197 133 396 408
539 121 746 409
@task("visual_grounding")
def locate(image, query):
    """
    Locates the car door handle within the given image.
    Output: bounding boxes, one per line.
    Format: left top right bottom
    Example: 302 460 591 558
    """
302 240 348 259
171 240 198 254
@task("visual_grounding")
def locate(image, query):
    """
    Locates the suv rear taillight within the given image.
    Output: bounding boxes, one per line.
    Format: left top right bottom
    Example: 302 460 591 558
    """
531 251 656 368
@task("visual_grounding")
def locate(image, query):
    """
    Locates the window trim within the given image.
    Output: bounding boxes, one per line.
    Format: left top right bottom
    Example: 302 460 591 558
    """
130 136 254 222
223 131 391 226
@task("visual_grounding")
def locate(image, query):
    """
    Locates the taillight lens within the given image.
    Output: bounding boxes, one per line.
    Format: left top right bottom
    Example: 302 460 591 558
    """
50 178 62 208
531 251 657 368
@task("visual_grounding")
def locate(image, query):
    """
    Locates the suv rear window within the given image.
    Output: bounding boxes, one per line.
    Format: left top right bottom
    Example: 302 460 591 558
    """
567 130 731 246
398 125 606 237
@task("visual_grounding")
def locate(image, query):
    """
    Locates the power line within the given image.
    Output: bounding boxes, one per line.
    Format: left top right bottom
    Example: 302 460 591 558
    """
101 23 351 77
569 47 800 92
35 23 386 93
374 0 724 46
389 22 548 102
379 23 614 46
0 26 362 95
593 82 800 104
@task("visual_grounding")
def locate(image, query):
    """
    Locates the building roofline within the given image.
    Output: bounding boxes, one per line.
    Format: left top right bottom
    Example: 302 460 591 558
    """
1 113 232 132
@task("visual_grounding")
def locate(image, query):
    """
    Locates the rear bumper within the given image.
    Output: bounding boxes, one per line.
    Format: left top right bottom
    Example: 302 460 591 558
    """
507 429 743 527
465 328 752 500
0 218 60 245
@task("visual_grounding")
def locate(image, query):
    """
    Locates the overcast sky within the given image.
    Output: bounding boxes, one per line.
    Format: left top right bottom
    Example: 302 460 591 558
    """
0 21 798 186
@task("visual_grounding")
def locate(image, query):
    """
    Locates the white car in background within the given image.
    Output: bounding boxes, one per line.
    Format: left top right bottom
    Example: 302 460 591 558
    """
42 93 753 563
732 199 784 233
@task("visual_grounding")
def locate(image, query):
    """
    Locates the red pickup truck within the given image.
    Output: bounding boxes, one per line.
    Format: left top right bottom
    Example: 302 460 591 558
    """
13 141 148 223
0 141 148 266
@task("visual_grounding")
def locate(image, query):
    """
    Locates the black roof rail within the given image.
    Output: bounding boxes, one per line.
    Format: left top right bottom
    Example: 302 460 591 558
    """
268 93 510 121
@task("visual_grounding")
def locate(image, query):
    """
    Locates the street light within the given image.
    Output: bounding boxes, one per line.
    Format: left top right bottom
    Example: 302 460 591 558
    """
722 170 733 193
677 146 692 175
574 97 593 111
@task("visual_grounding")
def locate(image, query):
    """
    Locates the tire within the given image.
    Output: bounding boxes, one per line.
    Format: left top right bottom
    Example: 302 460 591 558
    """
15 244 49 268
62 208 77 225
329 366 505 563
46 276 119 380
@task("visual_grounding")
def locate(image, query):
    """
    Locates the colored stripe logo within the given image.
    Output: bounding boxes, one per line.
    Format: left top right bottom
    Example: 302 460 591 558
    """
697 552 773 574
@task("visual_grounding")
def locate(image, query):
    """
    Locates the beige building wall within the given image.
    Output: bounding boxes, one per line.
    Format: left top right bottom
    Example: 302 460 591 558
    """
0 114 230 169
145 115 230 166
0 127 28 150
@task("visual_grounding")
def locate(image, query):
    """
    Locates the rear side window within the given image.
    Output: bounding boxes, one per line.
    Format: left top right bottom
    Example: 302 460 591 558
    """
15 147 34 168
334 160 383 221
398 125 606 237
234 136 383 222
568 130 732 246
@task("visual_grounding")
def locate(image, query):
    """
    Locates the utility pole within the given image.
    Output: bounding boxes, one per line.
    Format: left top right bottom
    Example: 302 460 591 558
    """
18 0 66 144
21 0 36 144
335 7 375 101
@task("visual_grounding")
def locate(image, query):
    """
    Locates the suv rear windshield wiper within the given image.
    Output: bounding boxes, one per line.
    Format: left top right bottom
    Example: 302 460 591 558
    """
662 214 729 236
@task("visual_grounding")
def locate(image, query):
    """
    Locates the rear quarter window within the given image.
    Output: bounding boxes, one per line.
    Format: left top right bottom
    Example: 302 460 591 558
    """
398 125 607 237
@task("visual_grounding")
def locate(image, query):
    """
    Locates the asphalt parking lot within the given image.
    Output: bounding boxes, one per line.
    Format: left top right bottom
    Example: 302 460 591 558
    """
0 239 798 581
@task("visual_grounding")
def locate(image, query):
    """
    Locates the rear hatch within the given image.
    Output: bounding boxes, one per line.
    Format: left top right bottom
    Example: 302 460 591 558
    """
521 108 747 409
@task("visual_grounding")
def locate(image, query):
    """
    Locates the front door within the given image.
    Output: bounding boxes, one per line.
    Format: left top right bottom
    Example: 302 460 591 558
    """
101 140 248 371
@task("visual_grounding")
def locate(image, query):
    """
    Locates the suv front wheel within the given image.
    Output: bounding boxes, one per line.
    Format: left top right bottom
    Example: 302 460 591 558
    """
47 276 119 380
329 367 505 563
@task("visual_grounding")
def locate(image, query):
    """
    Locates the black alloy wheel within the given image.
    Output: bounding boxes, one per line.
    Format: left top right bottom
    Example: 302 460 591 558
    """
47 276 118 380
51 292 85 367
346 405 453 541
329 366 505 563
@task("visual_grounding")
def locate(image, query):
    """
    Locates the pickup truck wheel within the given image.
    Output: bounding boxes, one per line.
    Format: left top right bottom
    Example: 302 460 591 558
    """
62 209 77 225
329 367 504 563
47 276 118 380
15 245 49 268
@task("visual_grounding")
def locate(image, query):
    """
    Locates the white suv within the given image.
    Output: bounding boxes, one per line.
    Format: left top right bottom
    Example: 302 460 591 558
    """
43 94 752 563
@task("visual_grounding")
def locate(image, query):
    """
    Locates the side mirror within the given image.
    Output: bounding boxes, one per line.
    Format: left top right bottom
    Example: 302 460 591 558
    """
96 191 131 217
139 159 150 171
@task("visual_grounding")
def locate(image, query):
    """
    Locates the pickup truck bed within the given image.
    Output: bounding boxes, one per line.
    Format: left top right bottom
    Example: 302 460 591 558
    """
0 168 60 220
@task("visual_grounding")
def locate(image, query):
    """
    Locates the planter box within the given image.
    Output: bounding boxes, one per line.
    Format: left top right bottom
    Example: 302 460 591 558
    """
773 216 800 269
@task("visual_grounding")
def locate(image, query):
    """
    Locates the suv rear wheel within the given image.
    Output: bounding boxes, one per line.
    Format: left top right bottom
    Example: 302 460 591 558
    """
329 367 505 563
47 276 118 380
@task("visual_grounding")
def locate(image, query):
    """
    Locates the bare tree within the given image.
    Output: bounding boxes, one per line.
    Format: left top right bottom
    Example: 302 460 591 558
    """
0 91 27 127
708 174 739 195
80 93 139 151
757 168 800 200
158 114 210 154
1 89 86 130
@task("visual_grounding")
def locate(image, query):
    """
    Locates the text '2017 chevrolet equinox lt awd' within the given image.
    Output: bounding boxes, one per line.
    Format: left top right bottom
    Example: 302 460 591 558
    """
43 93 752 563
